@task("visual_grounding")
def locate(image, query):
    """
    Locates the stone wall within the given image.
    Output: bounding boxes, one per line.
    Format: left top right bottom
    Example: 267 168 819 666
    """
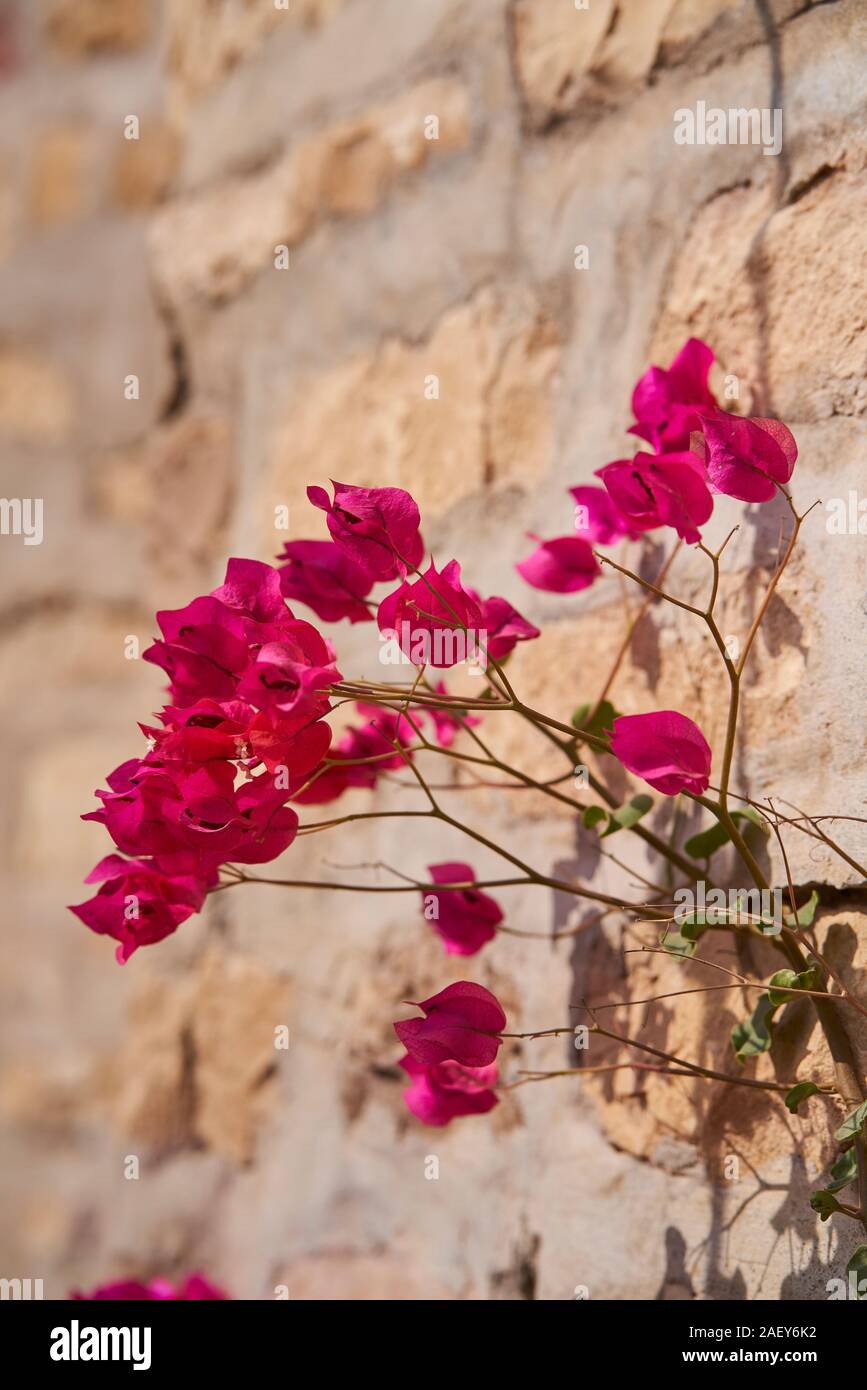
0 0 865 1300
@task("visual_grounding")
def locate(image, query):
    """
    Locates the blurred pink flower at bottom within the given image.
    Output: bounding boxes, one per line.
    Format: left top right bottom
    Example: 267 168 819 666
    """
71 1273 228 1301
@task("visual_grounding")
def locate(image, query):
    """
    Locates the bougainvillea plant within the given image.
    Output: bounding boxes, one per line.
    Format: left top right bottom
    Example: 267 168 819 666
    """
71 339 867 1287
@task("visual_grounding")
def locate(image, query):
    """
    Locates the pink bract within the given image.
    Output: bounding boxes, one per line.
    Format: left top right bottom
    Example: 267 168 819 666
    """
610 710 712 796
307 480 424 580
399 1054 499 1126
516 535 601 593
377 559 483 667
422 862 503 956
595 450 713 545
277 538 374 624
72 1273 228 1300
394 980 506 1067
692 408 798 503
569 484 640 544
69 854 214 963
629 337 717 453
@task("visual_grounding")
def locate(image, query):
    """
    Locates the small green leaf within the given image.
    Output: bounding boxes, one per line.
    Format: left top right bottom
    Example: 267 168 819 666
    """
828 1149 859 1194
846 1246 867 1299
767 967 816 1008
582 805 607 830
738 806 770 834
571 699 621 741
684 822 731 859
660 926 699 958
810 1190 842 1222
785 1082 821 1114
784 889 820 929
600 793 653 838
732 994 777 1062
834 1098 867 1148
683 809 769 861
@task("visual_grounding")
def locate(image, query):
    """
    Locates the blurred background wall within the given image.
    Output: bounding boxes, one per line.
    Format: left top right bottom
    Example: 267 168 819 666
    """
0 0 865 1300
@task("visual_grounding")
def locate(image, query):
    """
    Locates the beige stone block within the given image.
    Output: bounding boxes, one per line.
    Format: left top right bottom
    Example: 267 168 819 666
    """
29 126 93 228
264 286 559 549
166 0 349 114
150 78 470 304
47 0 153 57
190 951 293 1164
652 171 867 420
0 349 75 443
112 122 181 211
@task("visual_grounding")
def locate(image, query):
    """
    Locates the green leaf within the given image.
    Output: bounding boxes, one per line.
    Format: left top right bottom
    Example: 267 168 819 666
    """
571 699 621 741
600 794 653 838
828 1149 859 1194
683 809 769 860
738 806 771 834
660 926 699 958
683 822 730 859
810 1190 842 1222
784 889 820 929
733 966 817 1064
785 1082 821 1114
767 967 816 1008
846 1246 867 1300
732 994 777 1062
581 805 607 830
834 1098 867 1148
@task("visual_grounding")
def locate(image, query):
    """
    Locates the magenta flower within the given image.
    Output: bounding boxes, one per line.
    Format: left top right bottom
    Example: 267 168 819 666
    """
516 535 600 593
236 630 339 721
146 699 332 778
569 484 639 544
377 560 483 667
610 710 712 796
143 559 341 715
84 759 299 870
595 450 713 544
394 980 506 1067
277 539 374 624
629 337 717 453
69 854 213 963
422 862 503 956
692 408 798 503
399 1054 499 1126
471 592 540 661
72 1273 227 1300
307 480 424 580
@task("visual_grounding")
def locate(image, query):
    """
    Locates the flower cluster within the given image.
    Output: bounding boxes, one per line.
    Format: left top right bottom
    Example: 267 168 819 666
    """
72 486 537 961
71 558 339 962
517 337 798 578
70 343 802 1140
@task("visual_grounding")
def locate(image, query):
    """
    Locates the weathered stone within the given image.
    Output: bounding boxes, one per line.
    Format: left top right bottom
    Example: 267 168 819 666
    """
263 286 559 550
29 126 93 227
149 79 470 304
0 349 75 442
47 0 153 57
112 121 181 210
652 170 867 421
